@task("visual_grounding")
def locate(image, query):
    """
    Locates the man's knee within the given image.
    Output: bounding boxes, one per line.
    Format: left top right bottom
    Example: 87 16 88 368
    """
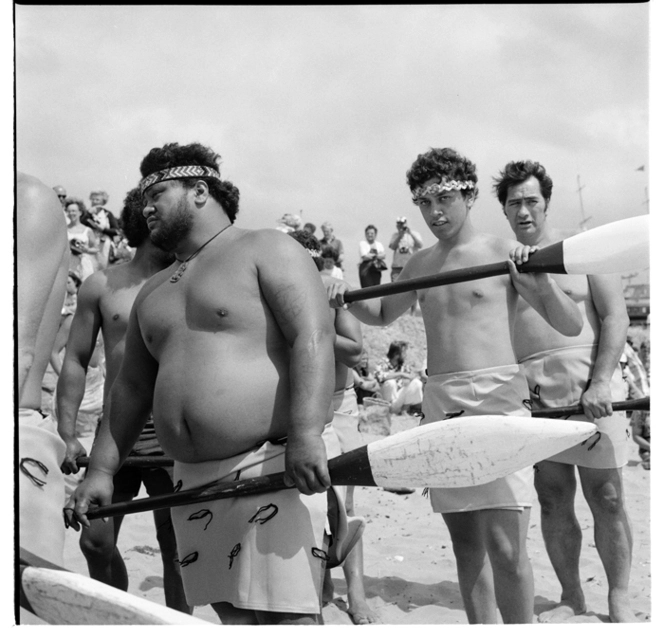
79 524 116 561
583 477 625 515
534 464 576 514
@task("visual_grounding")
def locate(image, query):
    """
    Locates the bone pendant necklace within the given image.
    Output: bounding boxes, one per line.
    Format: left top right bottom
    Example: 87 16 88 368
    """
170 224 232 283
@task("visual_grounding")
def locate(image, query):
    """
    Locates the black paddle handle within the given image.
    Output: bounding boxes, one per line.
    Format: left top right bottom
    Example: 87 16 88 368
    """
533 397 649 419
344 242 565 303
84 445 377 520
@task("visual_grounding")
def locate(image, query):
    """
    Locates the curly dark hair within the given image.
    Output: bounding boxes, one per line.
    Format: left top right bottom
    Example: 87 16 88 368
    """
289 229 324 271
406 148 478 199
119 187 149 248
492 160 553 206
139 142 240 222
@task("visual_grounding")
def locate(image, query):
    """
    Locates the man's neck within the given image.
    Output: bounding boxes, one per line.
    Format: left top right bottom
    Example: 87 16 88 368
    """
130 243 174 276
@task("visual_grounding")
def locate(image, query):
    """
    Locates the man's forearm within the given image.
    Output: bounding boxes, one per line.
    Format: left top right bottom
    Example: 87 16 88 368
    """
56 361 88 441
590 313 629 384
91 380 153 474
289 329 335 439
538 282 583 336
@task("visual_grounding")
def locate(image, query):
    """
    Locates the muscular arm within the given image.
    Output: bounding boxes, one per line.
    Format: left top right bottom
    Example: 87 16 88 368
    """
330 299 363 369
327 253 419 325
509 246 583 337
258 233 336 494
65 296 158 529
580 274 630 418
49 315 73 376
56 276 104 472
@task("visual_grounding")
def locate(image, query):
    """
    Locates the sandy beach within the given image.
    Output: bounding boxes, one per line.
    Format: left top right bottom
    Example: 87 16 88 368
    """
57 412 651 626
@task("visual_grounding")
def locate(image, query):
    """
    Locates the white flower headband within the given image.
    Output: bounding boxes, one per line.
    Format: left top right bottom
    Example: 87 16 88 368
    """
411 179 476 200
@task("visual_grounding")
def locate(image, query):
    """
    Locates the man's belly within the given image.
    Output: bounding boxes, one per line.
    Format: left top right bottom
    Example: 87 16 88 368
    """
151 354 291 462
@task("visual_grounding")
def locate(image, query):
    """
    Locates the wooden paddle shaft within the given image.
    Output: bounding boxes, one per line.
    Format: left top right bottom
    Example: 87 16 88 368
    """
85 447 377 520
345 242 564 303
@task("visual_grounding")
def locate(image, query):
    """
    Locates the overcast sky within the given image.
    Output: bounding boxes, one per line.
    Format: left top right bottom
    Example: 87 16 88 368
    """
15 4 650 289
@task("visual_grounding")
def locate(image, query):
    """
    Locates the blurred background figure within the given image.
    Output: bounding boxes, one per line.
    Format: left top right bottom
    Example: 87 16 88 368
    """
388 216 423 282
375 341 424 416
322 246 344 280
320 222 344 270
303 222 317 237
358 224 386 288
53 185 68 216
65 197 99 281
85 190 120 268
108 229 135 265
276 211 302 232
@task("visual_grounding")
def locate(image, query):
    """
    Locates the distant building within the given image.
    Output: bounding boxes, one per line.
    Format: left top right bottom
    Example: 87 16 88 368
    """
623 283 649 324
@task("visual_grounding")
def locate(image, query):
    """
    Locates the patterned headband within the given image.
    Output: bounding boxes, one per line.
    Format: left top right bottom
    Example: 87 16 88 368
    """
307 248 322 258
411 179 476 200
140 165 221 195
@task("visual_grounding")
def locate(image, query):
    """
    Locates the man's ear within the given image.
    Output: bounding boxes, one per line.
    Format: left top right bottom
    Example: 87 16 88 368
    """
544 199 550 214
193 179 209 203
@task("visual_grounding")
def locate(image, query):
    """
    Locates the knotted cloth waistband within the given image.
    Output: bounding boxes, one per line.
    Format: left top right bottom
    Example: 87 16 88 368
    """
140 165 221 195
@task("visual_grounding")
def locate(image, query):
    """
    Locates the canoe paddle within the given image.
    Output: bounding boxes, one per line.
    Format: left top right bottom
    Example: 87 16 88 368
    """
345 215 649 302
74 397 649 472
533 396 649 419
83 415 596 520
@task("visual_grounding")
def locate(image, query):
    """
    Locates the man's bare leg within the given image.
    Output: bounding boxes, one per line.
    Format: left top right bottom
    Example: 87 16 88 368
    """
578 466 639 623
341 486 379 624
442 511 498 623
484 508 534 623
79 499 128 590
153 508 191 614
535 461 586 622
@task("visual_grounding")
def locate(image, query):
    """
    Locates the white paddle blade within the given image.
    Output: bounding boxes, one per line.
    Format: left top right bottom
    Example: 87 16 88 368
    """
367 416 597 488
21 567 211 625
563 215 649 275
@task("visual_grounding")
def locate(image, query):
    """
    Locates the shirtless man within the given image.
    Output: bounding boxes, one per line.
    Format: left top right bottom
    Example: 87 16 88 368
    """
289 230 378 625
18 172 70 566
56 187 189 613
64 142 336 625
327 148 583 624
493 160 636 623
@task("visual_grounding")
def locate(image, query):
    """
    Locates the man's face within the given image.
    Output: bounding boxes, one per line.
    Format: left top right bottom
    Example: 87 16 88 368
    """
413 177 474 240
53 186 67 205
322 226 332 240
503 176 549 244
396 221 405 231
143 181 194 252
365 227 376 243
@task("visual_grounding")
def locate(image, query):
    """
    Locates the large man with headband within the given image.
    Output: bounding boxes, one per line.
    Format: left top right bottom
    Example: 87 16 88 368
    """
327 148 583 624
65 142 337 625
493 160 636 623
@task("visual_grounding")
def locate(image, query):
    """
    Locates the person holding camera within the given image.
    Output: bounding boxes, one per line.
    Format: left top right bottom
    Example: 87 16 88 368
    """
388 216 423 282
358 224 387 288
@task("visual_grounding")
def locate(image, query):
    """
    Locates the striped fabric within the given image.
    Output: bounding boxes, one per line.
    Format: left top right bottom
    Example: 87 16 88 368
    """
140 165 220 194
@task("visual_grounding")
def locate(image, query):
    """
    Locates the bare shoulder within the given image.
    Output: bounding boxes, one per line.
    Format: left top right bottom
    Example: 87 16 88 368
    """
400 244 437 278
17 172 65 235
481 232 520 256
